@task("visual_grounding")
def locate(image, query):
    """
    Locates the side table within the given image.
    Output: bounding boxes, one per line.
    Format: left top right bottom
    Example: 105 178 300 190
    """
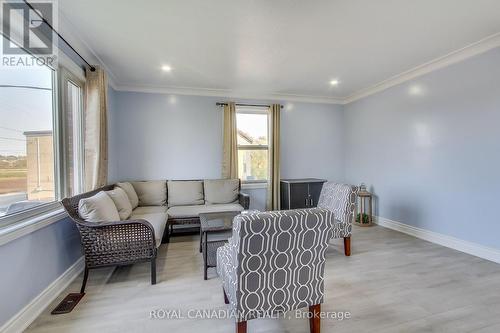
199 211 240 280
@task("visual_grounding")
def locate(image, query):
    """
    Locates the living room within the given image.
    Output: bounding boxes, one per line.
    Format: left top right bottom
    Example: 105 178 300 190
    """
1 1 500 332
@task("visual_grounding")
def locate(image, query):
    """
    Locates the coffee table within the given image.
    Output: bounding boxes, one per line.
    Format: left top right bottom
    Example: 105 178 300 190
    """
199 211 240 280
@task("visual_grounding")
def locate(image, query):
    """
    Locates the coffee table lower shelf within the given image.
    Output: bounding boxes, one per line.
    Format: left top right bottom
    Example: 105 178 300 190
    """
203 240 228 279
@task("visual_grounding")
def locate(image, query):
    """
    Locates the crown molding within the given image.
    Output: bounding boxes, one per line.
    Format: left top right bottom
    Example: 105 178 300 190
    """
343 32 500 104
113 84 345 105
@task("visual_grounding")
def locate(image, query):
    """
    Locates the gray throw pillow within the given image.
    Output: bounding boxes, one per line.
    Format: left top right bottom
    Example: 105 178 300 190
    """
106 187 133 220
204 179 239 204
131 181 167 206
167 180 204 207
117 182 139 209
78 191 120 222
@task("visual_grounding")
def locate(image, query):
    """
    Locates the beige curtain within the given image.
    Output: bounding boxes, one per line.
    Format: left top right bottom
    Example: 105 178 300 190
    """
267 104 281 210
222 102 238 179
84 66 108 191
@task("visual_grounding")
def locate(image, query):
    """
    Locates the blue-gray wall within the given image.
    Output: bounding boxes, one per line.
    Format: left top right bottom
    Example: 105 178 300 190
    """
0 217 82 327
344 47 500 249
109 93 223 181
107 91 345 210
281 102 345 180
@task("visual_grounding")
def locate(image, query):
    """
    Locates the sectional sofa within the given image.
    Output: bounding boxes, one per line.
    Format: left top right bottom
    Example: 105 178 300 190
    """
61 178 249 288
161 179 250 241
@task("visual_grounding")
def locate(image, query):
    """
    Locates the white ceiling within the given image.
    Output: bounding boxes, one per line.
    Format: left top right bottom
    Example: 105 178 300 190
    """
59 0 500 102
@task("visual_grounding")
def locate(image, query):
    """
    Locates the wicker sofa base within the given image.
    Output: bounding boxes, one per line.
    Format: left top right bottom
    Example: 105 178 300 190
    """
164 193 250 243
164 217 201 242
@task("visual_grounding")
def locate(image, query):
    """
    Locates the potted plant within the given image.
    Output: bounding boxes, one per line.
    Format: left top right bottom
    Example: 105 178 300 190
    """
356 213 370 224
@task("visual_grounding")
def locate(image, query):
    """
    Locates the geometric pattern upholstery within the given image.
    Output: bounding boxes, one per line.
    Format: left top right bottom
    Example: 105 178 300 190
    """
217 208 335 321
317 182 358 239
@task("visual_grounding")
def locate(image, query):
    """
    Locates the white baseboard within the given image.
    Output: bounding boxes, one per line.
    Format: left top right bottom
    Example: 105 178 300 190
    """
0 257 84 333
374 216 500 264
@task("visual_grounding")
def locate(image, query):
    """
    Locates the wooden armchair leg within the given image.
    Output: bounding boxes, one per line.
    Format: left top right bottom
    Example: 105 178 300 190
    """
223 288 229 304
236 321 247 333
309 304 321 333
80 267 89 293
343 237 351 256
151 258 157 285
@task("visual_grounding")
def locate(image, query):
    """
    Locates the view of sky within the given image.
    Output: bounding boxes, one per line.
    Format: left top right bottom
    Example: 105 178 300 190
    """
0 36 54 156
236 112 268 144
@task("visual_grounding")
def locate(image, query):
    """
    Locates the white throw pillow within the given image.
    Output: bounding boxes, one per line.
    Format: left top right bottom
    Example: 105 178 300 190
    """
117 182 139 208
131 181 167 206
78 191 120 222
106 187 133 220
204 179 239 204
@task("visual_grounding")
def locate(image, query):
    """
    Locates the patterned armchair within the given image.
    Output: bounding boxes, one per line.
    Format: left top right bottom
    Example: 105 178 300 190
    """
317 182 359 256
217 208 335 333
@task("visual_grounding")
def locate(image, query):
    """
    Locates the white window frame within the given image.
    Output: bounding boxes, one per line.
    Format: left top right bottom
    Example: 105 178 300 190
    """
0 58 86 244
236 106 270 186
59 67 86 197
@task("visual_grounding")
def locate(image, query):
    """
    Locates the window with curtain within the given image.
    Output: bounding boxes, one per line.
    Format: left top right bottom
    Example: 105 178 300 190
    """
236 106 270 183
0 34 85 227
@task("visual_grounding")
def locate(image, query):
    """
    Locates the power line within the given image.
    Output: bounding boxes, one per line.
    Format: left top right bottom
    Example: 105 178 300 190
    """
0 126 24 133
0 136 26 142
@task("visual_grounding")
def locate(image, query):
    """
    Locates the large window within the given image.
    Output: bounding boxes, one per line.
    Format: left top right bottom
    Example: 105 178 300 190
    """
0 64 56 219
236 107 269 183
0 38 85 225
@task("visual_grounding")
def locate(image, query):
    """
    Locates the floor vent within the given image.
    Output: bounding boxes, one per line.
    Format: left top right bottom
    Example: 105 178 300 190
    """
51 293 85 315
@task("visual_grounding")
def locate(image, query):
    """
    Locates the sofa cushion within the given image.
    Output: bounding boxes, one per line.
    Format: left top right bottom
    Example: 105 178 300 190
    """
167 180 204 207
117 182 139 209
78 191 120 222
167 203 244 219
130 212 168 247
132 206 168 215
204 179 239 204
131 181 167 206
106 187 133 220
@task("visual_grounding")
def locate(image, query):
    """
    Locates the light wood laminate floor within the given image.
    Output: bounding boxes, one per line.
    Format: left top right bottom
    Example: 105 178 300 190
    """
27 225 500 333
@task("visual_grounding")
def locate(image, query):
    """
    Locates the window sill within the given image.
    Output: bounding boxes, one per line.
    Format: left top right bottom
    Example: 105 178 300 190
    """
0 206 68 246
242 182 268 190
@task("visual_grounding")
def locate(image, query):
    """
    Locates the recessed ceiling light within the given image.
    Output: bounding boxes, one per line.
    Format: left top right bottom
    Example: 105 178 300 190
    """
409 84 425 96
161 65 172 72
329 79 340 86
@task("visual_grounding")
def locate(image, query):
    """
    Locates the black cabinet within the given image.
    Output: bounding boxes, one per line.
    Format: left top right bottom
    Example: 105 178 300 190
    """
280 179 327 210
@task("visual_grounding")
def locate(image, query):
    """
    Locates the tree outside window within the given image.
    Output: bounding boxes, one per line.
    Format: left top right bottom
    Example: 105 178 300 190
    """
236 108 269 183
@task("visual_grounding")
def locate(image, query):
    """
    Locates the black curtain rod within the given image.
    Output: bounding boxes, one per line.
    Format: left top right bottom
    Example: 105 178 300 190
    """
23 0 96 72
216 102 283 108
